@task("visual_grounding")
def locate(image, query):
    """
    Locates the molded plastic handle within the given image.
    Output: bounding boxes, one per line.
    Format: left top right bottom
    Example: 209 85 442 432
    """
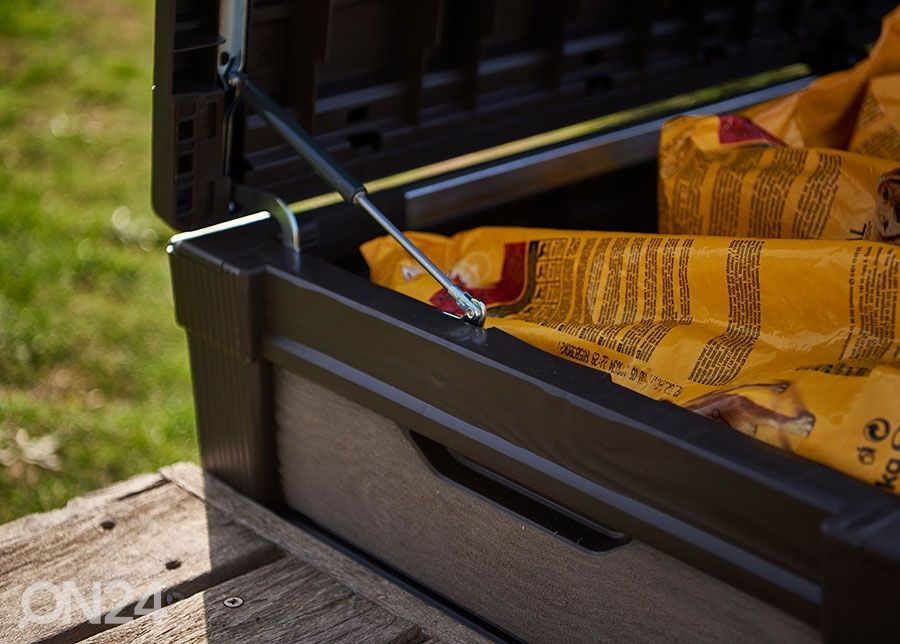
409 431 630 552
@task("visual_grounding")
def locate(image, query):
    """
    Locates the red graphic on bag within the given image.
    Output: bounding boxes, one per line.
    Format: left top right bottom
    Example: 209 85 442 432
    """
718 115 786 147
429 242 527 314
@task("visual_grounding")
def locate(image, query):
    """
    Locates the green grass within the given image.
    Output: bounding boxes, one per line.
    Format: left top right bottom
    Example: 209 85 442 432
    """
0 0 197 523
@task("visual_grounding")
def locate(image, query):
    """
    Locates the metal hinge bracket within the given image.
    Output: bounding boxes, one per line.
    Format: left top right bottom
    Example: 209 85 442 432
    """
231 184 301 253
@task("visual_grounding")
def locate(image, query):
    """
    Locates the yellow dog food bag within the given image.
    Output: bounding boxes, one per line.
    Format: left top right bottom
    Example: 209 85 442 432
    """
659 7 900 244
362 227 900 494
849 73 900 162
745 6 900 150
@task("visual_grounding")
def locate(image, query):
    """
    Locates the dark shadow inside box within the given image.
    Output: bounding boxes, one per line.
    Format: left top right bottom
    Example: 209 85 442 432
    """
318 159 660 278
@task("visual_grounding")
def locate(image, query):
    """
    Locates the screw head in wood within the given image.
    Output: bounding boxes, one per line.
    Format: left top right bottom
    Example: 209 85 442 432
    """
223 596 243 608
165 591 184 606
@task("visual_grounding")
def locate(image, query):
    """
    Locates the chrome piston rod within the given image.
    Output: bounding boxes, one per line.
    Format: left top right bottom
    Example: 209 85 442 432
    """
354 193 486 323
229 72 486 326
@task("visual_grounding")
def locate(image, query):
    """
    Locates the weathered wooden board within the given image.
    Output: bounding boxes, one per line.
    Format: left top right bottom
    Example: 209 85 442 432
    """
160 463 485 644
0 472 164 550
82 558 426 644
0 476 281 643
0 463 472 643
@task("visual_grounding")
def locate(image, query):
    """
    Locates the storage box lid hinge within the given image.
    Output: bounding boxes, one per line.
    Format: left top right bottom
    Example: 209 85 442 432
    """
231 183 300 253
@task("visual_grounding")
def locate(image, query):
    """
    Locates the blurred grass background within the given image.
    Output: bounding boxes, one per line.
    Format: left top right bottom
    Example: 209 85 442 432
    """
0 0 197 523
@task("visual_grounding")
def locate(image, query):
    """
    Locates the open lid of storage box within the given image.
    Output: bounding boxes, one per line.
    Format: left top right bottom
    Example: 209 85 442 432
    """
151 0 893 231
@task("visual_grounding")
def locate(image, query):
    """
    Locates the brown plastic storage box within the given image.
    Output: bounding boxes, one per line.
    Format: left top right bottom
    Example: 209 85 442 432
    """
153 1 900 641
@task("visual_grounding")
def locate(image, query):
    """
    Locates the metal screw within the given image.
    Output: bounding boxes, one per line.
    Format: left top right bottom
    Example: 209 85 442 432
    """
223 597 243 608
165 591 184 606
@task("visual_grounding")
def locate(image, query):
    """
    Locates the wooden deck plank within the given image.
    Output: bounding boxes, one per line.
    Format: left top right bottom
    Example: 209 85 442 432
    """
0 472 164 549
0 480 281 643
82 558 427 644
160 463 484 644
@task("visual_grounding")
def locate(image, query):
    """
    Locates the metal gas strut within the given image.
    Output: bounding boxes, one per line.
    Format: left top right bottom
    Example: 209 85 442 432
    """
224 71 486 327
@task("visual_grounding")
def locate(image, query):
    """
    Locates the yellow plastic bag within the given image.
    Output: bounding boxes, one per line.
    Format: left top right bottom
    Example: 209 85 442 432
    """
849 73 900 162
746 7 900 149
658 7 900 244
658 114 899 242
362 227 900 493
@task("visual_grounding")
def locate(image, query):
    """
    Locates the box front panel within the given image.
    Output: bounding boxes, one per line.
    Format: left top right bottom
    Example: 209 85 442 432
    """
275 367 816 643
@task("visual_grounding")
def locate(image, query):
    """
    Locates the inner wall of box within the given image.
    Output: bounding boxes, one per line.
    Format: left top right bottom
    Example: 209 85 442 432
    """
431 160 660 236
316 159 659 276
